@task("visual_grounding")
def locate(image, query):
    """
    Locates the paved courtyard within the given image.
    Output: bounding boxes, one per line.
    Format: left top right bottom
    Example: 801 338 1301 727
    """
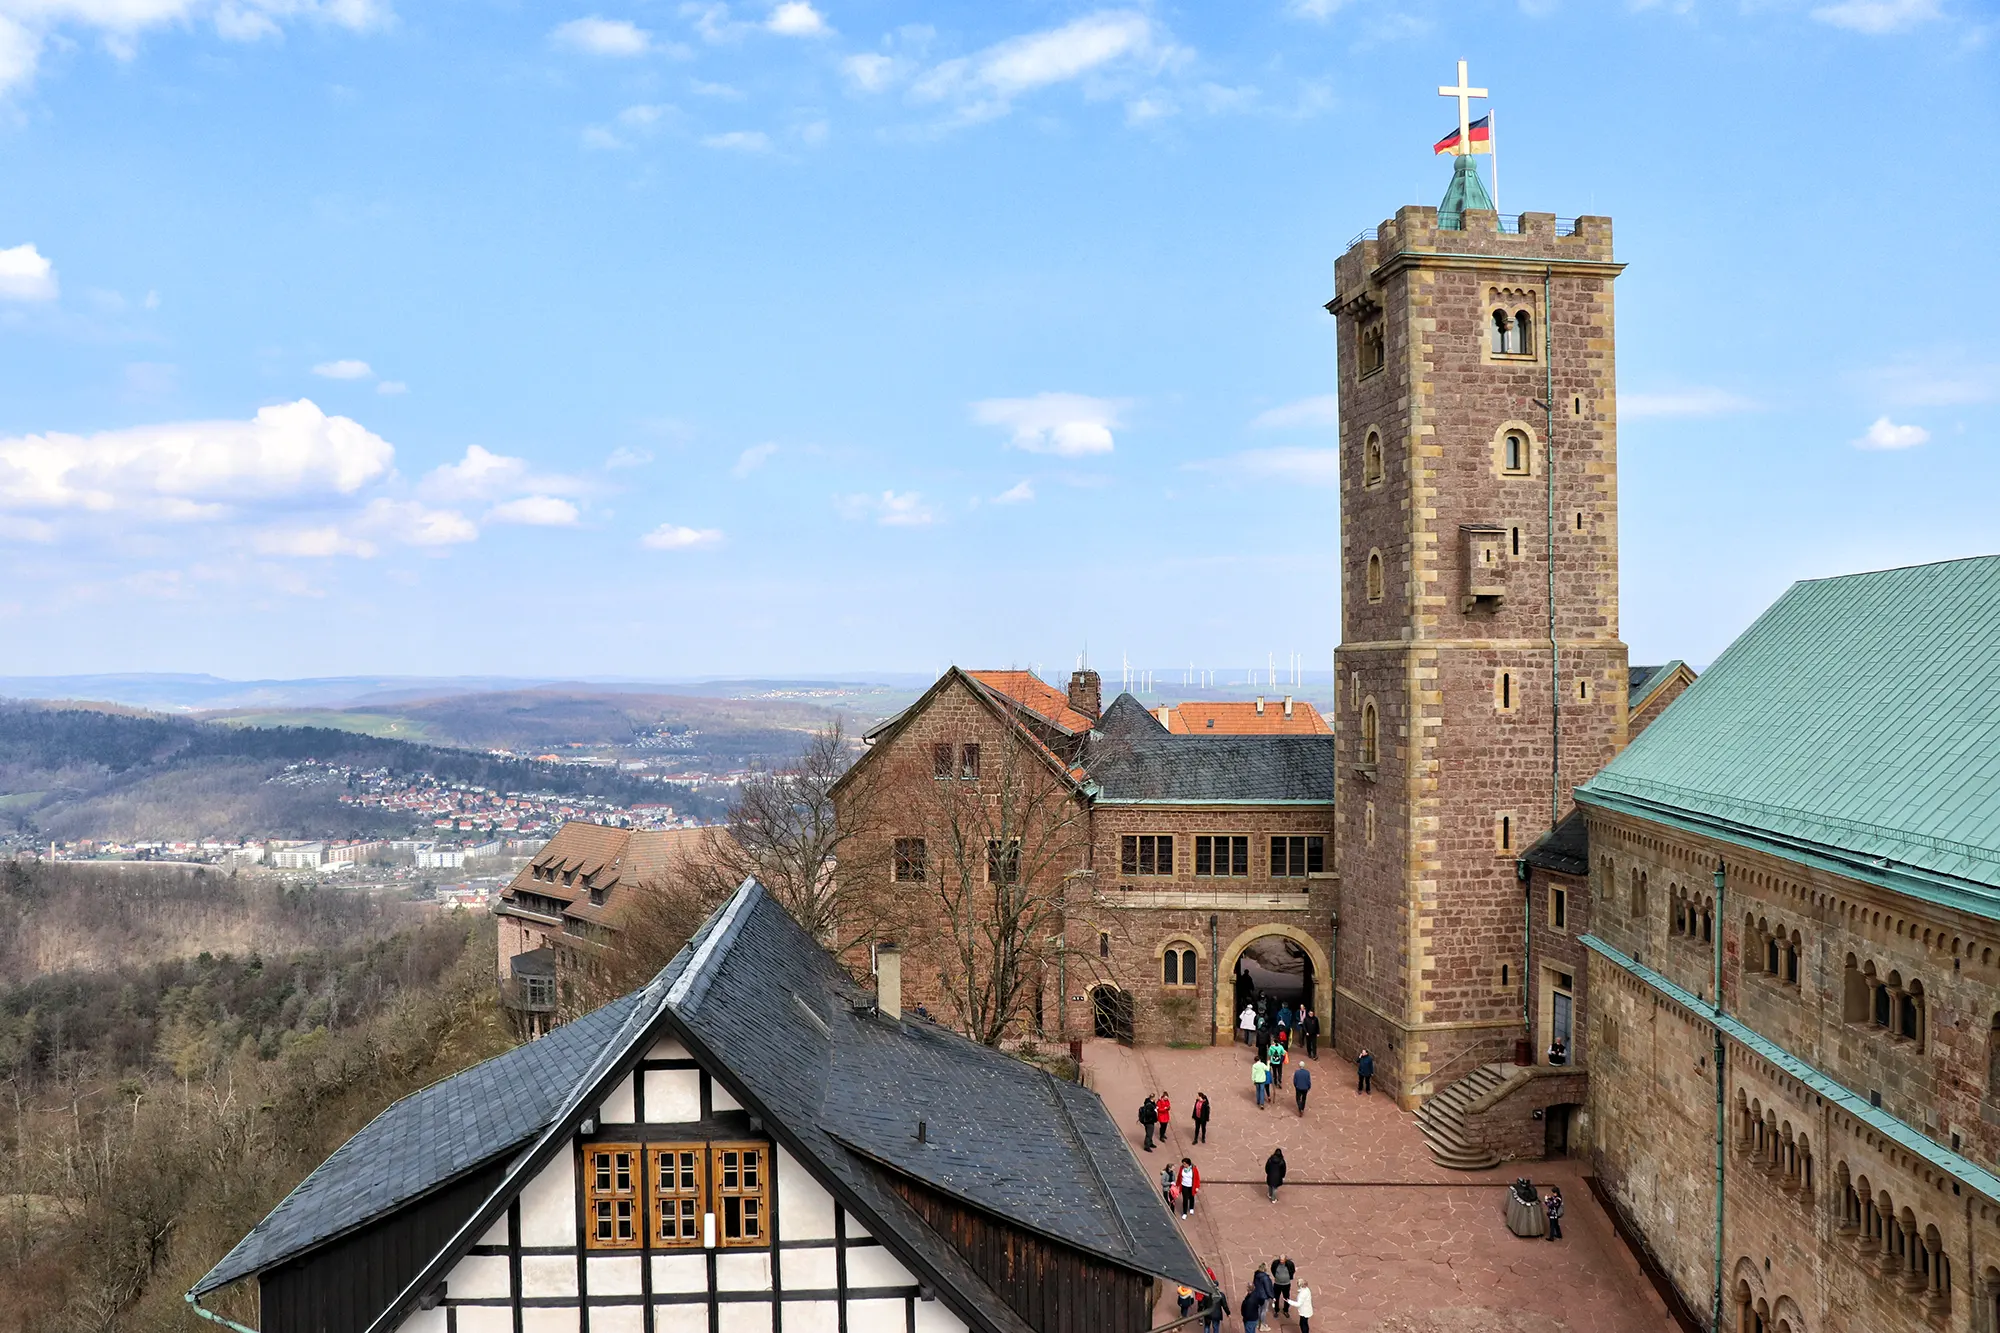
1082 1039 1678 1333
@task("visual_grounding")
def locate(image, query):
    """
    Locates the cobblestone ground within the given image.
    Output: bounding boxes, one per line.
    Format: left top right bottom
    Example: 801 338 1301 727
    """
1083 1039 1677 1333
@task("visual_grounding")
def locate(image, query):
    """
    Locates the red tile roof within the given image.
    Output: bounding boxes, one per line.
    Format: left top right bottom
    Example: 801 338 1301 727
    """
968 670 1096 733
1162 699 1331 735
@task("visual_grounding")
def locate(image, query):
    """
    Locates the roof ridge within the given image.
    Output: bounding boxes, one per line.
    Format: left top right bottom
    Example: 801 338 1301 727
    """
666 876 760 1012
1037 1072 1137 1257
1796 552 2000 584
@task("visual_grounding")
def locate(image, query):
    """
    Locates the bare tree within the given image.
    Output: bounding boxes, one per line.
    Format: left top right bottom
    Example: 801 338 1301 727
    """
901 723 1090 1047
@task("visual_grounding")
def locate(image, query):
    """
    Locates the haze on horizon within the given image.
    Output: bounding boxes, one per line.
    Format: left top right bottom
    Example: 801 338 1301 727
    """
0 1 1993 682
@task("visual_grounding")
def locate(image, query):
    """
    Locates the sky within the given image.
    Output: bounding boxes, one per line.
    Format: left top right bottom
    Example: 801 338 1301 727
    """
0 0 1994 683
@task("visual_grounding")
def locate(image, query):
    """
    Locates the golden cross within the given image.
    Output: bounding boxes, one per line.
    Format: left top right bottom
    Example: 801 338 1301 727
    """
1437 59 1487 156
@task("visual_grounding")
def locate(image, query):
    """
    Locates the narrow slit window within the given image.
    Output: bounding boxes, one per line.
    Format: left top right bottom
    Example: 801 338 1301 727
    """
1510 526 1521 557
1501 815 1512 851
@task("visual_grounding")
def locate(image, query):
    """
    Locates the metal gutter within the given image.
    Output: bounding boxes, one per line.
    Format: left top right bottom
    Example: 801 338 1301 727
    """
1090 798 1334 807
1580 932 2000 1204
185 1291 260 1333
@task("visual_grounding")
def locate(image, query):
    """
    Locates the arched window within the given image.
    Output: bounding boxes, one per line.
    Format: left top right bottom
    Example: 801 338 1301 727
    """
1491 309 1512 355
1363 432 1384 488
1784 932 1801 985
1515 309 1533 353
1162 945 1198 987
1359 323 1385 377
1700 896 1713 943
1366 550 1385 603
1359 701 1379 766
1844 955 1869 1022
1502 430 1530 475
1988 1014 2000 1097
1902 979 1924 1045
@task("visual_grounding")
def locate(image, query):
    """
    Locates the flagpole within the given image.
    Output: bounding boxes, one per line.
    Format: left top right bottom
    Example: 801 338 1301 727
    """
1491 108 1500 219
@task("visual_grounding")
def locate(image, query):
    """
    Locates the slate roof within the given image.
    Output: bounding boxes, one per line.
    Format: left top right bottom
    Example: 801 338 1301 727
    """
1086 692 1335 803
1579 556 2000 913
193 989 649 1295
1523 807 1589 877
197 880 1211 1329
1628 661 1688 713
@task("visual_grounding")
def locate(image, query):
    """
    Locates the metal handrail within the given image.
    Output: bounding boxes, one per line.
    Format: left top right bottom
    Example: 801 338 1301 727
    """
1410 1036 1513 1099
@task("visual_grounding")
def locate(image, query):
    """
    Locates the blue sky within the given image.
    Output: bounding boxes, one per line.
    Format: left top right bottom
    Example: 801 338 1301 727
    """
0 0 1993 682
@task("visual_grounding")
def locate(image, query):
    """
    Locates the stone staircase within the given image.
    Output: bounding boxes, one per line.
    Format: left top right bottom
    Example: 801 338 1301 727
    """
1413 1062 1508 1170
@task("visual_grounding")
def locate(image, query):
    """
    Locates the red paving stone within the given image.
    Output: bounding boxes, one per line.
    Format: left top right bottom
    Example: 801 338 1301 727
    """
1085 1039 1675 1333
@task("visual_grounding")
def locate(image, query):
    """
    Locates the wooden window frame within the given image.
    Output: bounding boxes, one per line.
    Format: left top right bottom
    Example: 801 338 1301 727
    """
987 838 1021 884
1121 833 1175 877
1194 834 1249 878
584 1144 643 1251
712 1142 769 1249
648 1144 706 1249
959 743 981 781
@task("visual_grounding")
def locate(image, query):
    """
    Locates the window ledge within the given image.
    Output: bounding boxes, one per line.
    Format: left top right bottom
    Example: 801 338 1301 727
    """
1352 763 1378 782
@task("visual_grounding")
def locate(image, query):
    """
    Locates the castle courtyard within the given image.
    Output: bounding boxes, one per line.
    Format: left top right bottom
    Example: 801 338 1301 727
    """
1082 1040 1678 1332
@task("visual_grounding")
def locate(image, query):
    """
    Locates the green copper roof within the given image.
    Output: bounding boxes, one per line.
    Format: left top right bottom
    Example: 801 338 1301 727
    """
1437 153 1494 227
1577 555 2000 914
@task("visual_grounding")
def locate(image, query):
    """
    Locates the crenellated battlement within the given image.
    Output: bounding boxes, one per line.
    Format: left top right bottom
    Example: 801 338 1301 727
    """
1332 206 1616 314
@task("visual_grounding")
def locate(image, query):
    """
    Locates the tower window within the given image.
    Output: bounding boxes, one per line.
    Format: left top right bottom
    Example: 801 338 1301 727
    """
1363 431 1384 488
1359 701 1379 767
1495 670 1516 713
1502 431 1531 476
1575 511 1585 532
1491 306 1533 357
1366 549 1385 603
1099 931 1111 959
1573 396 1583 416
1510 526 1520 557
1359 322 1385 377
1498 813 1515 853
1578 679 1591 702
1514 309 1533 353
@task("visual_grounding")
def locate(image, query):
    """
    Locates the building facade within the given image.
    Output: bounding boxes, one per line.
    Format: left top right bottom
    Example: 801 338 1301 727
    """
1327 201 1633 1106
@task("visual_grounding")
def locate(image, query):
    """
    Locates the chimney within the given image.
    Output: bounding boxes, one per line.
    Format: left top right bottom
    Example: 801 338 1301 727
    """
1255 696 1265 716
1067 669 1102 721
1155 706 1171 727
875 942 902 1020
1283 696 1294 720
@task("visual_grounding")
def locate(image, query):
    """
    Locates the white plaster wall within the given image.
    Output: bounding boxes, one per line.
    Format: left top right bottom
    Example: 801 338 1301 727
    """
521 1308 579 1333
849 1298 909 1333
591 1308 645 1333
648 1036 690 1060
520 1255 579 1298
784 1246 839 1291
717 1301 773 1332
653 1305 709 1333
846 1244 917 1289
476 1216 509 1247
712 1078 742 1112
780 1300 839 1333
715 1251 772 1290
455 1309 512 1333
396 1307 446 1333
652 1253 708 1293
776 1146 836 1240
645 1068 702 1122
445 1253 510 1300
913 1301 969 1333
587 1254 644 1295
520 1153 578 1247
601 1073 637 1124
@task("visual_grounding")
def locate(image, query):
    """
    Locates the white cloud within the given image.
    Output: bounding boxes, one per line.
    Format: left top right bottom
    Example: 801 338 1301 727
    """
837 490 935 526
911 10 1182 122
732 442 779 477
551 16 652 55
0 399 393 516
1194 446 1341 488
620 102 672 126
252 524 377 557
973 392 1123 456
1621 388 1757 419
642 522 723 549
359 497 477 546
605 446 654 469
0 0 388 95
0 514 57 543
1868 354 1998 407
419 446 589 503
1811 0 1939 33
1250 395 1339 429
703 130 772 152
842 52 897 91
766 0 828 36
486 495 580 526
1855 416 1930 450
1286 0 1349 16
691 79 742 98
995 479 1034 504
312 358 373 380
0 243 57 301
376 380 408 395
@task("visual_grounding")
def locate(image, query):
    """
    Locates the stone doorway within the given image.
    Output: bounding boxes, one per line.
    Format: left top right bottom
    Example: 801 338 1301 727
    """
1233 935 1315 1016
1543 1102 1581 1158
1092 985 1134 1044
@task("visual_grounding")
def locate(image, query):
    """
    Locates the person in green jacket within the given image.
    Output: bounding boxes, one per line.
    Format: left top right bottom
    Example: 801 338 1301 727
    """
1251 1056 1270 1108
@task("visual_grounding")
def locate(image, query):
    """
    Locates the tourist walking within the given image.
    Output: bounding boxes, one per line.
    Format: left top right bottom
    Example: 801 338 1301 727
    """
1177 1284 1196 1318
1266 1037 1286 1090
1277 1002 1294 1032
1264 1148 1288 1203
1239 1002 1258 1047
1178 1157 1200 1216
1356 1048 1374 1094
1294 1278 1314 1333
1302 1007 1320 1059
1191 1091 1211 1143
1155 1090 1171 1142
1251 1056 1270 1108
1201 1267 1224 1331
1240 1282 1266 1333
1292 1063 1311 1115
1139 1094 1159 1151
1268 1256 1294 1314
1545 1186 1564 1240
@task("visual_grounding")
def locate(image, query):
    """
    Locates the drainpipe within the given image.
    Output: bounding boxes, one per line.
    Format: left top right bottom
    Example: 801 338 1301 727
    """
1711 860 1727 1333
1210 914 1220 1046
1327 911 1338 1048
1518 856 1532 1063
1543 267 1560 831
186 1291 260 1333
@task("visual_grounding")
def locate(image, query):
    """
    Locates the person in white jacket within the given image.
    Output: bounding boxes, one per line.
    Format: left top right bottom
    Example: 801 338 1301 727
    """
1239 1002 1257 1046
1294 1278 1314 1333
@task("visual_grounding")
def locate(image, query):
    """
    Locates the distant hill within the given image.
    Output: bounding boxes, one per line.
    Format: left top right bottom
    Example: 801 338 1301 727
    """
0 704 719 842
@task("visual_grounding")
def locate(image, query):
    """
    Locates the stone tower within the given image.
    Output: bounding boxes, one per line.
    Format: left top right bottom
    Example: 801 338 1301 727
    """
1328 200 1628 1106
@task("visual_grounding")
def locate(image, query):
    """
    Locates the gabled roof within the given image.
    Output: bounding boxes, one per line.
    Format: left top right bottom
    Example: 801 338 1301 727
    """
966 669 1095 734
1085 693 1334 804
502 823 725 923
1161 699 1331 735
844 666 1090 796
1523 807 1589 878
1579 556 2000 915
1628 660 1693 714
195 881 1210 1332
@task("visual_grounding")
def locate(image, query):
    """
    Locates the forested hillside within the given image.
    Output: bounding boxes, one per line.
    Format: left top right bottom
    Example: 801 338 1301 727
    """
0 704 710 841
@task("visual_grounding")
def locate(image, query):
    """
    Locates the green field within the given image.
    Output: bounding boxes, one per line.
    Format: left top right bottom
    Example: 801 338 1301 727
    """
208 711 438 742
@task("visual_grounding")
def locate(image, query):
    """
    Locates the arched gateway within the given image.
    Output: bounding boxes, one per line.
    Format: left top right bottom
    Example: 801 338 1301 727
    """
1215 923 1332 1038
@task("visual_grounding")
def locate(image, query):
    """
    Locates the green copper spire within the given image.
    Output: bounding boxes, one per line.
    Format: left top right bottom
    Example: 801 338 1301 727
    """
1438 153 1494 228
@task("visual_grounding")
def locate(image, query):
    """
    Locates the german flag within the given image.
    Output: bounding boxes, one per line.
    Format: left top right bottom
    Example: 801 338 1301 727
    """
1434 113 1492 156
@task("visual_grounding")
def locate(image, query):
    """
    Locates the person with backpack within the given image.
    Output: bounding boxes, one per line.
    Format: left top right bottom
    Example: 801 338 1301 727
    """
1191 1091 1211 1144
1139 1094 1159 1151
1264 1147 1288 1203
1356 1047 1375 1094
1199 1267 1223 1331
1266 1036 1287 1091
1292 1062 1312 1115
1164 1164 1181 1214
1251 1056 1270 1108
1268 1256 1294 1315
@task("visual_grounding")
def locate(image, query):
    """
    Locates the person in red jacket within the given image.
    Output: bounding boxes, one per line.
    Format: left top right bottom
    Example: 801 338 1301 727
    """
1154 1090 1171 1142
1176 1157 1201 1217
